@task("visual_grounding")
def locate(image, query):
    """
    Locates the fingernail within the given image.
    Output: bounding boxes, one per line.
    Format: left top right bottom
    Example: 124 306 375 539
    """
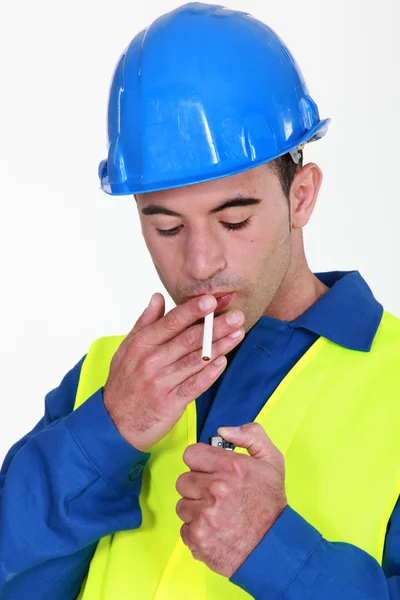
199 295 215 311
226 311 241 325
214 356 226 366
219 426 240 434
229 328 243 339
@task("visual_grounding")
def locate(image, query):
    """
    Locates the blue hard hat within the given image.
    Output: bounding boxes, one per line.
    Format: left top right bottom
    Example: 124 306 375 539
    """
98 2 330 195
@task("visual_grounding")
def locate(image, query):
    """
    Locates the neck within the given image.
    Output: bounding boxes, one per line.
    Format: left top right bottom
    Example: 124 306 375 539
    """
226 239 329 368
264 245 329 322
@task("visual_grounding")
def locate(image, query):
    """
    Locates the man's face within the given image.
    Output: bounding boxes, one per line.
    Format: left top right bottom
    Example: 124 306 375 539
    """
136 163 293 333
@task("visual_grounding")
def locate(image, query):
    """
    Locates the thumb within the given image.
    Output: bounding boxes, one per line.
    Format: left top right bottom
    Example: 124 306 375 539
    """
131 293 165 335
218 423 275 462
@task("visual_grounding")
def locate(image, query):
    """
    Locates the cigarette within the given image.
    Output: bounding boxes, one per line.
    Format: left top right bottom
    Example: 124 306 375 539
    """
202 311 214 361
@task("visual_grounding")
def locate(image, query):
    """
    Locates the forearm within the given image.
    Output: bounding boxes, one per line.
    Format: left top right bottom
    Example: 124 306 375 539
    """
231 506 398 600
0 389 149 600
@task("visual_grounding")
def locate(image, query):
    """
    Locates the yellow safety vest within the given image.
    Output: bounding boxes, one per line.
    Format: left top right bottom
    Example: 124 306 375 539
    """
75 310 400 599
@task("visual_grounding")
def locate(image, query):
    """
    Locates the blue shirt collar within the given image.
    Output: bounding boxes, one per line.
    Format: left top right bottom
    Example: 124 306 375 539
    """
254 271 383 352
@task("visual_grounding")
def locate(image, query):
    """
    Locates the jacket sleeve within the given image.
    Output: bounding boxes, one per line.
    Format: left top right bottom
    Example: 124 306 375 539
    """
230 503 400 599
0 355 150 600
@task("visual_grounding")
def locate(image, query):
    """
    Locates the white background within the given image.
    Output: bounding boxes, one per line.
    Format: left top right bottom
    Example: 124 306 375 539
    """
0 0 399 462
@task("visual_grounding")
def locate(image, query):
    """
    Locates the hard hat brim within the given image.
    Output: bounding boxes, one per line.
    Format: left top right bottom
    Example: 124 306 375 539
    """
99 118 331 196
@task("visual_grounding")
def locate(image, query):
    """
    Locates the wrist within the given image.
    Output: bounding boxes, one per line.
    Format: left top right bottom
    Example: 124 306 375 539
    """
67 388 150 493
103 388 151 452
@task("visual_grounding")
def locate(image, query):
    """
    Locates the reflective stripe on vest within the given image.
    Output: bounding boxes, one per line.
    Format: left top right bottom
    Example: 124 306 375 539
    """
75 311 400 599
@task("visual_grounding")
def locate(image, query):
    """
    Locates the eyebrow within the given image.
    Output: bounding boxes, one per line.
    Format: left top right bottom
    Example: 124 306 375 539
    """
141 196 262 217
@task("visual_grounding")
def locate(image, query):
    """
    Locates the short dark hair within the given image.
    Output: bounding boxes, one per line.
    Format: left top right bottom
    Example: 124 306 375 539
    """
268 150 303 201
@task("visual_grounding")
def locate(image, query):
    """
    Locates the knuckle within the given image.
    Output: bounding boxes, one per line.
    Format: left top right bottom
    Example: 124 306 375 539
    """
231 456 246 479
171 356 184 374
187 350 202 370
181 326 199 350
209 480 229 499
191 522 206 545
199 506 216 526
131 329 150 348
163 310 181 332
151 374 164 394
247 422 263 436
127 332 152 357
186 375 199 396
139 353 158 378
176 383 187 401
173 351 198 374
177 375 198 400
125 333 140 354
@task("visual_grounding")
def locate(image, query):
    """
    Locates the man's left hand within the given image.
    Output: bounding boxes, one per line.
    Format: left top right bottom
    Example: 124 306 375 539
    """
175 422 287 578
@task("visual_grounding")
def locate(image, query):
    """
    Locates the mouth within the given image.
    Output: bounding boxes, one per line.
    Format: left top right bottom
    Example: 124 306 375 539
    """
214 292 236 311
185 291 236 312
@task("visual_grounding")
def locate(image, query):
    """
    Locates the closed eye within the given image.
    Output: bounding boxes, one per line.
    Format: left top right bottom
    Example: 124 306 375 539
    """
156 218 251 237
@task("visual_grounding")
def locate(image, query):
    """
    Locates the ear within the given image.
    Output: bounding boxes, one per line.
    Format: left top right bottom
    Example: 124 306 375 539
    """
290 162 323 229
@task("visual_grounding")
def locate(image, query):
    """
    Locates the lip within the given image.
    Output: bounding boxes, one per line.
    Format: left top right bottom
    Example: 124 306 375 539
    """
187 290 233 299
214 292 236 311
186 291 236 310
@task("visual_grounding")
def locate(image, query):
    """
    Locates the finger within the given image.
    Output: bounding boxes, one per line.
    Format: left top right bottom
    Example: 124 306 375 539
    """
125 293 166 343
180 523 191 548
176 471 214 500
170 355 228 410
176 498 205 523
218 423 277 462
162 325 245 390
114 293 166 361
136 293 166 331
182 443 235 474
181 524 207 557
139 295 218 347
155 309 244 369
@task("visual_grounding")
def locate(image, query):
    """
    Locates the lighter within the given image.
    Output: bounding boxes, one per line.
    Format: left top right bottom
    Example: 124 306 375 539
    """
208 435 235 450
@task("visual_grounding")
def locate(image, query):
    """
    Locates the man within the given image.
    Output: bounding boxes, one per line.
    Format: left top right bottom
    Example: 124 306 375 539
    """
1 3 399 599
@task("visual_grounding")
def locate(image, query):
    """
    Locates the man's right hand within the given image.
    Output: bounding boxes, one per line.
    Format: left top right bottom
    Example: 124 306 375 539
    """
103 293 245 452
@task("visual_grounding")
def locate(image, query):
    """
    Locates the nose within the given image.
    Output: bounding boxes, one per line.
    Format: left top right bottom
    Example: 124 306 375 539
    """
183 226 227 281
